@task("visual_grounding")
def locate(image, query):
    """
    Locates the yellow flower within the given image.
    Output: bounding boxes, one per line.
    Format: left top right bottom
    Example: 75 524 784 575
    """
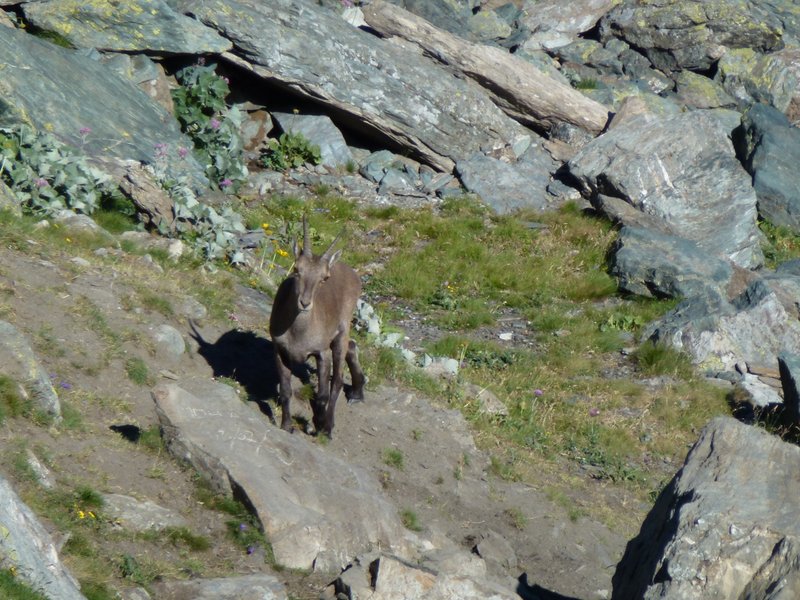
261 222 270 231
77 510 85 519
276 248 289 258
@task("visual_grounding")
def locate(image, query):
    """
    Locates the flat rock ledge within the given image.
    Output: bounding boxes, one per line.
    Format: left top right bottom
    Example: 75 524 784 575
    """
151 380 415 572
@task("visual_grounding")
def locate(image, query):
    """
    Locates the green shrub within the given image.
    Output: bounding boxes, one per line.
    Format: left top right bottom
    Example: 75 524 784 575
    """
171 62 247 190
260 130 322 171
0 124 113 216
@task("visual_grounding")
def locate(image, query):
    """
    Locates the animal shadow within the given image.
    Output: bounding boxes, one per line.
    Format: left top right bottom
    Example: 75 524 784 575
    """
188 321 310 420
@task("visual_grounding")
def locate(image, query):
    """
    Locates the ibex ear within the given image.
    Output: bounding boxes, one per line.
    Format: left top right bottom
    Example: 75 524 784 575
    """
327 249 342 268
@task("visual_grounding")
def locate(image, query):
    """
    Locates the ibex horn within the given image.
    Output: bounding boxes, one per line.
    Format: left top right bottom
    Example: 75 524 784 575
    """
302 213 311 257
322 228 346 259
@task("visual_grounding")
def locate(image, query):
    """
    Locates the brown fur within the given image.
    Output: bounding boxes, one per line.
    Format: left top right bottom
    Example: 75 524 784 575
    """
269 218 365 438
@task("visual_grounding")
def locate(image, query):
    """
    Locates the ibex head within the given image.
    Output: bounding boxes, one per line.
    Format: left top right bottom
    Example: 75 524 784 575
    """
290 214 344 313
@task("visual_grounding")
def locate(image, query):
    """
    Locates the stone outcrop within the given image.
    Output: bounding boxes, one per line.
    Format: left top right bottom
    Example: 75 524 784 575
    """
613 417 800 599
568 110 763 269
152 380 415 572
0 475 86 600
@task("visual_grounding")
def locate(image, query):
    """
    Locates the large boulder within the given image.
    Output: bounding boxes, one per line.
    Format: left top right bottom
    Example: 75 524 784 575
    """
599 0 784 73
644 276 800 371
180 0 531 172
715 47 800 113
0 475 86 599
734 103 800 232
21 0 231 53
456 142 559 214
0 25 207 186
610 226 733 300
568 110 763 269
519 0 615 51
152 380 415 572
613 417 800 599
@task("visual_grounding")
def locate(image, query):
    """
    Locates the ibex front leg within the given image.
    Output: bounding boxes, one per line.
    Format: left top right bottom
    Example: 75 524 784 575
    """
313 351 332 436
275 350 294 432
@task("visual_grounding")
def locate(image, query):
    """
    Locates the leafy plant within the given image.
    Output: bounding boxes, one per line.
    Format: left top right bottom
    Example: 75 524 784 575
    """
146 145 248 265
171 62 247 190
260 131 322 171
0 124 113 216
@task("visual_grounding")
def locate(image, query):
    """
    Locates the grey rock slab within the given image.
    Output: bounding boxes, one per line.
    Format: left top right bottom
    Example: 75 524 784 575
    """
0 320 61 421
270 112 354 169
335 552 519 600
181 0 530 172
610 226 733 300
0 475 86 599
778 353 800 428
520 0 615 51
151 324 186 362
568 110 763 269
151 573 287 600
152 380 414 572
716 47 800 113
645 278 800 371
674 70 737 110
0 26 207 188
102 493 189 532
599 0 784 72
456 144 559 214
22 0 231 53
735 103 800 232
613 417 800 600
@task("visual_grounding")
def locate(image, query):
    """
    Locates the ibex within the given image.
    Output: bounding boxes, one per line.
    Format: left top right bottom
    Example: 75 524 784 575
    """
269 216 365 438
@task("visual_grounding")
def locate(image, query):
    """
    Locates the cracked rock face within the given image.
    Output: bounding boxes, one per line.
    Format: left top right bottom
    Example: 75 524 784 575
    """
613 417 800 600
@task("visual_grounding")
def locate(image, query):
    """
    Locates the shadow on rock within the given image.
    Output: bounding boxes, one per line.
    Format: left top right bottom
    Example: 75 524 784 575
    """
188 321 310 418
517 574 582 600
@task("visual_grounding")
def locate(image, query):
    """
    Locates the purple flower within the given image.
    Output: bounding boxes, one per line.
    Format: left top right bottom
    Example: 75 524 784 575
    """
223 77 230 85
589 408 600 417
34 177 49 188
533 389 543 397
246 545 255 555
79 126 91 136
59 381 72 390
220 178 233 189
177 146 189 159
209 118 221 131
238 523 247 531
154 142 169 159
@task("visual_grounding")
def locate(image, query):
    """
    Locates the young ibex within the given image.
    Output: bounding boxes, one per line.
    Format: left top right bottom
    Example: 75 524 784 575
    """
269 216 365 438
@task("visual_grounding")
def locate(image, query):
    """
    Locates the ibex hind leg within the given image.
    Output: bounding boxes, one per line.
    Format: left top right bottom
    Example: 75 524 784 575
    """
313 353 331 435
345 340 366 404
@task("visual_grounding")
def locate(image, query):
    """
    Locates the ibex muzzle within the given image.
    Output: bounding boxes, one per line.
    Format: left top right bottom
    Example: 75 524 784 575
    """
269 216 365 438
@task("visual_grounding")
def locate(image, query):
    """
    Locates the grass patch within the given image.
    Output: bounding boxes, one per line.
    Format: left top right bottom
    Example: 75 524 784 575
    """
759 219 800 268
400 508 423 532
193 476 276 563
633 340 695 378
138 425 164 452
0 376 31 424
125 357 152 386
0 569 49 600
382 448 405 470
